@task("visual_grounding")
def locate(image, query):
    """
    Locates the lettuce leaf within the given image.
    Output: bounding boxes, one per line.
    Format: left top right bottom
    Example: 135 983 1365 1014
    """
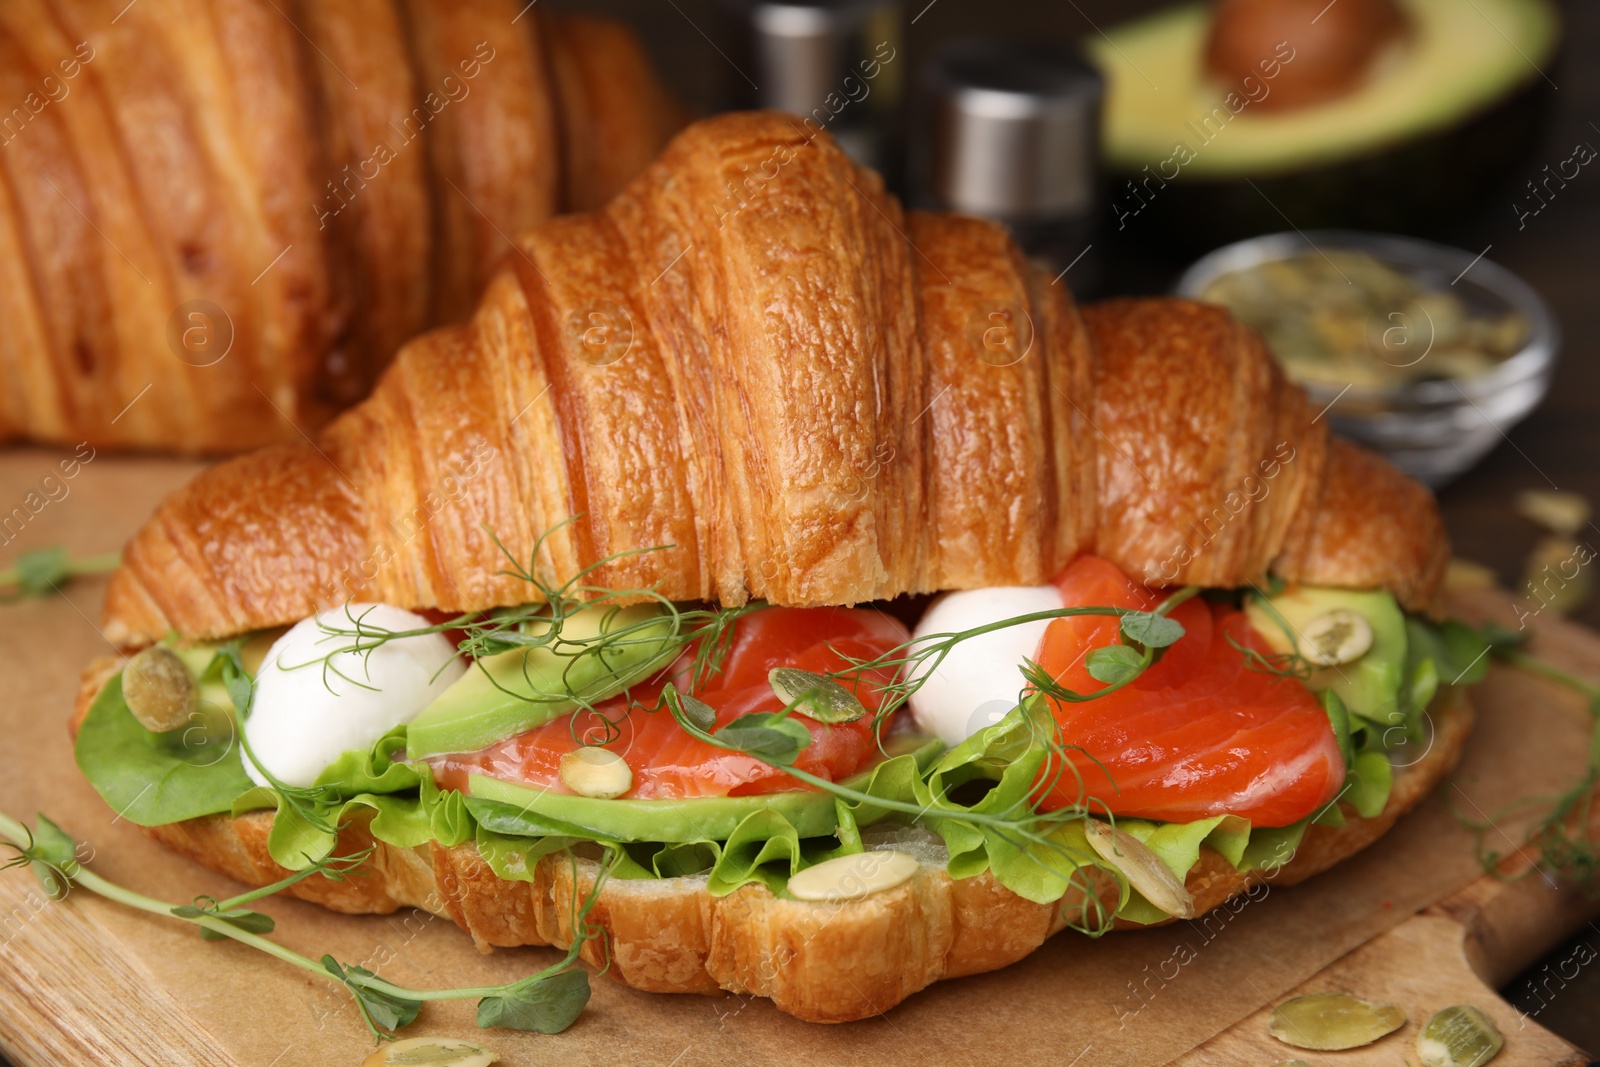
75 673 255 826
84 608 1481 914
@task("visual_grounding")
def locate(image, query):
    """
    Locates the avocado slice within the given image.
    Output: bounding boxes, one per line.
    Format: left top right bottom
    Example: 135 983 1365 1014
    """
406 603 679 759
1245 586 1407 725
1090 0 1559 246
463 737 945 842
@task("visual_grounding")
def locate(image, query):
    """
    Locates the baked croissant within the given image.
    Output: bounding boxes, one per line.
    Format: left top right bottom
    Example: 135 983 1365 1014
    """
102 110 1446 646
81 111 1459 1024
0 0 677 455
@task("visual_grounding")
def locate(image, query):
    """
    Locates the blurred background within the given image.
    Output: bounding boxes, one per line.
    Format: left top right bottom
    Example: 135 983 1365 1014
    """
544 0 1600 1045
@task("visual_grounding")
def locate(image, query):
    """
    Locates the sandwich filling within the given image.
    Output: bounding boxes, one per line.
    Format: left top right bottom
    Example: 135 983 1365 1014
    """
75 552 1488 927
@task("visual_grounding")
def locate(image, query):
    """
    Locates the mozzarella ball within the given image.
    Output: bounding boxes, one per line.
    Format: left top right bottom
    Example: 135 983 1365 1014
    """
243 604 465 787
907 586 1064 747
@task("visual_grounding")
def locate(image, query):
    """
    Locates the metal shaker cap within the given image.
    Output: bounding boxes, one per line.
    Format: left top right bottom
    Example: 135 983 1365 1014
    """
925 39 1103 220
719 0 904 172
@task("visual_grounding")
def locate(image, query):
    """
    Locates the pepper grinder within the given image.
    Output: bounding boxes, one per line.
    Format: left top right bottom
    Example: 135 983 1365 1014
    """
717 0 906 187
919 39 1104 294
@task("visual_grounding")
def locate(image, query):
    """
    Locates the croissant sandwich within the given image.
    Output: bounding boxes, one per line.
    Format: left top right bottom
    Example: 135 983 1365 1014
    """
70 111 1485 1027
0 0 678 455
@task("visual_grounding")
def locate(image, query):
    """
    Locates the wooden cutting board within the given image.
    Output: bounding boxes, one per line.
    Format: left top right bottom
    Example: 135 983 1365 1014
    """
0 450 1597 1066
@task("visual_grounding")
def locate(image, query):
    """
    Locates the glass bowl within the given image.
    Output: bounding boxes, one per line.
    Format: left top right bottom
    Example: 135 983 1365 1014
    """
1173 231 1560 488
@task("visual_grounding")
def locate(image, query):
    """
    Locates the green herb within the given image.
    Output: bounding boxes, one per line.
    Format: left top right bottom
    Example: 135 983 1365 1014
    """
1119 610 1186 649
830 586 1199 722
1227 630 1315 681
660 684 716 731
307 521 763 748
0 810 607 1042
323 957 423 1036
172 847 373 941
1086 644 1146 685
476 968 590 1033
716 712 813 764
0 546 120 603
1454 636 1600 890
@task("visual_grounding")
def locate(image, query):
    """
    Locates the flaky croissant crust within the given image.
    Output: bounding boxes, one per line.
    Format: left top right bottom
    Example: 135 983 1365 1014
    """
0 0 676 454
101 111 1448 645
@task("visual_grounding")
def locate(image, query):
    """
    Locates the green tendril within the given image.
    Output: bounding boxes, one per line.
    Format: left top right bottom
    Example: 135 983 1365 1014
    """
0 810 609 1042
1454 642 1600 891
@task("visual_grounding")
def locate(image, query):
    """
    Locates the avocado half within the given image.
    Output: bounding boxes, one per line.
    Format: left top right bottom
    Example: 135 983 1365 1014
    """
1091 0 1561 250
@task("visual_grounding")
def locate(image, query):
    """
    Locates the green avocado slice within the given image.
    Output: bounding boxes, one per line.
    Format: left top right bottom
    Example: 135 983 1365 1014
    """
466 776 842 843
1092 0 1559 177
463 737 944 844
1245 586 1408 725
406 603 679 759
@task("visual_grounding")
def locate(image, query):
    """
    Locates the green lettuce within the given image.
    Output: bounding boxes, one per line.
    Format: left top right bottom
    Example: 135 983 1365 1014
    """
77 608 1487 918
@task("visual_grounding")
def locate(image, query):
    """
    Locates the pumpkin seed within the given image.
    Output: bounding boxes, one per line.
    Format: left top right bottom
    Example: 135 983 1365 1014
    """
786 849 918 902
1082 819 1196 919
1418 1004 1504 1067
1268 992 1405 1051
768 667 866 723
362 1036 498 1067
558 747 633 799
122 645 198 733
1515 488 1590 537
1297 609 1374 667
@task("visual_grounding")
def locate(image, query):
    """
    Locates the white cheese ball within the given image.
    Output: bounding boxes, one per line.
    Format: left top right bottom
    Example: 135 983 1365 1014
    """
243 604 466 788
907 586 1064 747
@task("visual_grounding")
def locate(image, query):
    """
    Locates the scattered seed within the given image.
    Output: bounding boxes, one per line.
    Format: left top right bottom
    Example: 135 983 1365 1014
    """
768 667 867 723
786 849 919 902
1523 535 1593 617
1444 558 1498 592
1515 489 1590 537
122 645 198 733
1418 1004 1504 1067
558 747 633 799
1082 819 1196 919
1297 609 1374 667
1268 992 1405 1051
362 1037 498 1067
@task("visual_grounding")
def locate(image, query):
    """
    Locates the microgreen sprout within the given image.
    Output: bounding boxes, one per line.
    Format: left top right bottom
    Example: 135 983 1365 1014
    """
305 521 765 749
651 585 1203 931
0 811 610 1042
0 546 120 603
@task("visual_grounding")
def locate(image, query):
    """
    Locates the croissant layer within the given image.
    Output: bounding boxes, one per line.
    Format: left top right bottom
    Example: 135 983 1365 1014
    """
0 0 677 453
100 112 1449 645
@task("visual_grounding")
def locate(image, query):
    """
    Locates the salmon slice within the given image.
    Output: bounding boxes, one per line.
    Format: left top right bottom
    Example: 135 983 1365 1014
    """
1034 556 1343 827
430 607 909 799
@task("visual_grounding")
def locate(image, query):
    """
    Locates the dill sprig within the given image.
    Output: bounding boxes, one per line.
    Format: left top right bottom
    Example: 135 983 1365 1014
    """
0 810 611 1042
307 522 762 746
1456 640 1600 890
1225 630 1316 681
657 585 1203 930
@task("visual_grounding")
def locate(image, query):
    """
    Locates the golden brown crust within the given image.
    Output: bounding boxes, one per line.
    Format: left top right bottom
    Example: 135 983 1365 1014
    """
98 113 1446 644
81 653 1469 1023
0 0 675 454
